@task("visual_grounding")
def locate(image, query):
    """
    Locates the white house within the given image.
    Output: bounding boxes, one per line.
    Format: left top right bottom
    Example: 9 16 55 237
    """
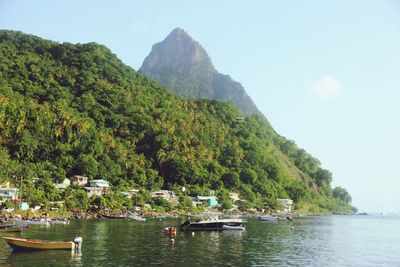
84 187 103 198
0 188 19 201
276 199 293 213
121 189 140 199
71 175 88 186
89 179 110 188
151 190 179 203
89 179 111 194
55 178 71 190
229 192 240 202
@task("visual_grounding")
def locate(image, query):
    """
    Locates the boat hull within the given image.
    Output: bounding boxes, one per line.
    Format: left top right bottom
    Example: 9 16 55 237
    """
103 215 127 219
0 226 24 232
258 216 278 221
3 237 74 251
222 225 245 231
181 220 245 231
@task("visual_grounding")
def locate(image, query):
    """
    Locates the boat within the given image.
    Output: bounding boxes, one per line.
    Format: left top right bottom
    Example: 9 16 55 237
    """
162 227 177 234
14 219 50 226
0 226 24 232
0 221 29 231
26 219 51 226
127 212 146 221
50 219 70 225
0 222 18 229
276 215 293 222
2 236 82 251
258 215 278 221
103 214 128 219
180 217 245 231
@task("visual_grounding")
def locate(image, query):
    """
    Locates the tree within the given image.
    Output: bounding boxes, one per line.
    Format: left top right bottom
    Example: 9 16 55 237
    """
221 171 240 188
75 154 99 178
333 186 352 204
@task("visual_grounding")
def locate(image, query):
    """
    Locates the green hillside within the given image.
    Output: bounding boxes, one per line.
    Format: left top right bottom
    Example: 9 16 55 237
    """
0 30 355 214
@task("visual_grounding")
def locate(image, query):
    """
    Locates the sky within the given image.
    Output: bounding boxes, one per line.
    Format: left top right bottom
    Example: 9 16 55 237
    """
1 0 400 212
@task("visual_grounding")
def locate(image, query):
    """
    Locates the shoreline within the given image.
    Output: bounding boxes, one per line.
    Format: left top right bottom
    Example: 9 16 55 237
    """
0 208 348 223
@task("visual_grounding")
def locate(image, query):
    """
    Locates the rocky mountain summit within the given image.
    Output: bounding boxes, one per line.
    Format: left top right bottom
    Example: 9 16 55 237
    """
140 28 262 116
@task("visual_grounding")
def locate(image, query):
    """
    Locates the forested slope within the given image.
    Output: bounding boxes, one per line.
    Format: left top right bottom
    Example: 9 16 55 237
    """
0 30 355 214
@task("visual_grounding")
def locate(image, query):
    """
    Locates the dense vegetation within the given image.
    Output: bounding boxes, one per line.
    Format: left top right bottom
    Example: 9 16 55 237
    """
0 30 356 214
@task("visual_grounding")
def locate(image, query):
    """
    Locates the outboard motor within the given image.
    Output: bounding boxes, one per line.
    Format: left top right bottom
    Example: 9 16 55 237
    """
73 237 83 251
180 220 191 230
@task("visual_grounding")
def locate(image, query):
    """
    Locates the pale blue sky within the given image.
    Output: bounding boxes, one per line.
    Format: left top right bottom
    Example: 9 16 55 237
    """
1 0 400 212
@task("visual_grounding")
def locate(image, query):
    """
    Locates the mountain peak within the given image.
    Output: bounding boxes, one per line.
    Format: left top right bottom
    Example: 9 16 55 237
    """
140 28 262 115
169 27 189 37
164 28 194 45
141 28 214 78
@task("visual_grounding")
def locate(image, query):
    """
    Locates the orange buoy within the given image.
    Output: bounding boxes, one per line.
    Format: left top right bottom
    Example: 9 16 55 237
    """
163 227 177 234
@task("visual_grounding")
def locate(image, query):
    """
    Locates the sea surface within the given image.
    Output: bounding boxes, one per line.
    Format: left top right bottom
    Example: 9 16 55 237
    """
0 214 399 266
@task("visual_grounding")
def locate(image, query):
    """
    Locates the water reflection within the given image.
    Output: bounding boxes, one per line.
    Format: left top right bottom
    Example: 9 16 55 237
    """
1 216 399 266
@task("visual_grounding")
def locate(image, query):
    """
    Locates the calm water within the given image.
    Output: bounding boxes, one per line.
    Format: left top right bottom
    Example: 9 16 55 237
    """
0 215 399 266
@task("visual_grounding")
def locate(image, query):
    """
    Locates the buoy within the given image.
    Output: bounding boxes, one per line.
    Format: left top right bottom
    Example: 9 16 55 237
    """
171 238 175 244
73 237 83 251
291 227 294 230
192 232 195 236
163 227 177 234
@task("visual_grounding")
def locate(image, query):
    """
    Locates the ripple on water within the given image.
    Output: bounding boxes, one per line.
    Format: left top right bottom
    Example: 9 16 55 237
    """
1 216 400 266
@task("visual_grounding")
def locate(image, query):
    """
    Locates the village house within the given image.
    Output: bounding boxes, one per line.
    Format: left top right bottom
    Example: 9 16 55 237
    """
84 187 103 198
151 190 179 203
193 196 219 207
229 192 240 202
0 188 19 202
54 178 71 191
121 189 140 199
71 175 88 186
89 179 110 190
276 199 293 213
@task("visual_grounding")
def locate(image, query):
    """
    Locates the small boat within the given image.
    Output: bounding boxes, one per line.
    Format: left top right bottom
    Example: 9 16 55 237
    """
14 219 50 226
258 215 278 222
0 221 29 231
27 220 50 226
273 214 293 221
181 216 245 231
103 214 128 219
128 213 146 221
162 227 177 234
2 237 82 251
0 222 18 229
50 219 70 225
0 226 24 232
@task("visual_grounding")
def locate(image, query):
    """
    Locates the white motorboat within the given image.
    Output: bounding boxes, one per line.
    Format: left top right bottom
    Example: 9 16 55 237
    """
51 219 70 225
128 213 146 221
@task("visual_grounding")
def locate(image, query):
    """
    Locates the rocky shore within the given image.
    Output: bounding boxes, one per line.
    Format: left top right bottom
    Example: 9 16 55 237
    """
0 208 303 223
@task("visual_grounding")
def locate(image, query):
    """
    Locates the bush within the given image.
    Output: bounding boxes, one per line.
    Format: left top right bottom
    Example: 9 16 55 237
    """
152 197 173 212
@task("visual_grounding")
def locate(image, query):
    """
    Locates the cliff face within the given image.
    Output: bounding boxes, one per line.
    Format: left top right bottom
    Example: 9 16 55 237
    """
140 28 262 116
